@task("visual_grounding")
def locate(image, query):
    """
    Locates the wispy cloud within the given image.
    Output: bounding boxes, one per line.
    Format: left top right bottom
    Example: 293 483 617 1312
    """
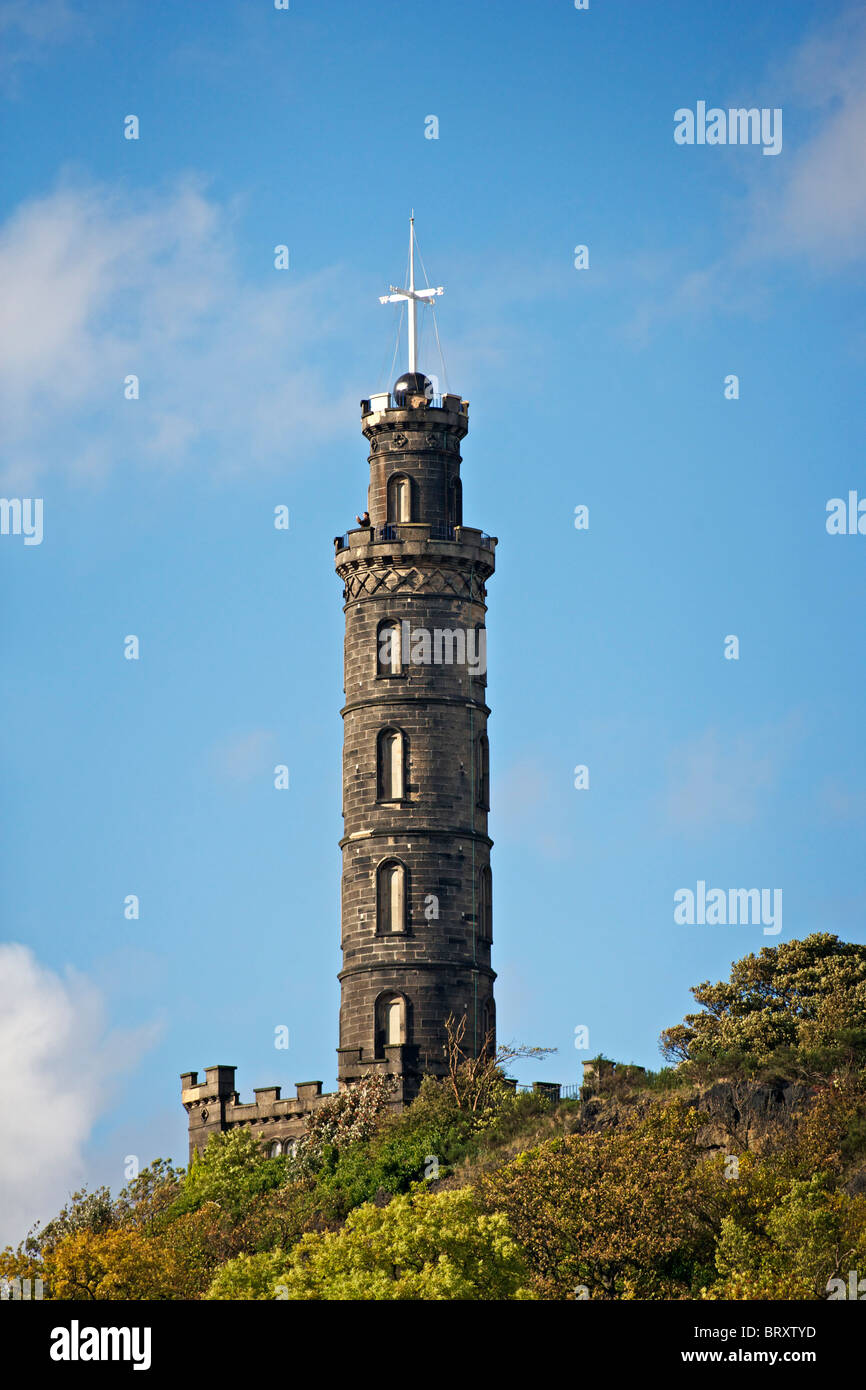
622 9 866 343
0 944 157 1247
0 0 83 92
0 178 359 489
750 9 866 267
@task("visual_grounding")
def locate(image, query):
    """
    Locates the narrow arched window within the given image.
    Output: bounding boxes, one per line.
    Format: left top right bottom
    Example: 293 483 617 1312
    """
386 998 403 1044
479 865 492 941
375 994 407 1055
377 728 405 800
387 474 412 523
450 476 463 527
377 619 403 676
377 859 406 934
268 1141 282 1158
482 998 496 1054
472 624 487 686
477 734 490 809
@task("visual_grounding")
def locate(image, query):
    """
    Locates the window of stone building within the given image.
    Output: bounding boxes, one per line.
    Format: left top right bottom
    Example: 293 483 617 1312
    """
482 998 496 1051
477 733 490 809
479 865 492 941
377 859 406 933
377 619 403 676
386 997 404 1045
387 474 412 523
473 624 487 686
268 1141 282 1158
377 727 405 800
449 475 463 527
375 993 406 1055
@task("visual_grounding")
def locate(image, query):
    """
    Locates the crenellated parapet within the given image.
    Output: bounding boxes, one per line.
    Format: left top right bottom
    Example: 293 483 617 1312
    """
180 1067 333 1162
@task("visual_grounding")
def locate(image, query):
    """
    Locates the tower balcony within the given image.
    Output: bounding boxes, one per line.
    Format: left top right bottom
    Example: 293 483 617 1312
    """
335 523 495 555
360 391 468 416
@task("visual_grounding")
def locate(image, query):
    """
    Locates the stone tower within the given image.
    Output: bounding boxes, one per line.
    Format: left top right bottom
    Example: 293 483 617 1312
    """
334 367 497 1103
180 231 503 1159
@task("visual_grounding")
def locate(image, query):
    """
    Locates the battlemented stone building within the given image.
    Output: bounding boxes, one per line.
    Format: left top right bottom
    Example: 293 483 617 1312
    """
181 242 501 1161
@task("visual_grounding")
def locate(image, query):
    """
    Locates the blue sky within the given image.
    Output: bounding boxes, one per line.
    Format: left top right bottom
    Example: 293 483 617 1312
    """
1 0 865 1242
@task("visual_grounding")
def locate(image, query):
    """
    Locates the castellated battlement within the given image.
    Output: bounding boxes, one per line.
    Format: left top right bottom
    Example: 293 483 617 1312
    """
180 1067 335 1162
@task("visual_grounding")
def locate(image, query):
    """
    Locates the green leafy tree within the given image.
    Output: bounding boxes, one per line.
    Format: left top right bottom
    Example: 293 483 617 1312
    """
173 1128 288 1219
205 1249 290 1300
480 1100 712 1299
261 1187 531 1300
115 1159 183 1236
704 1176 866 1300
660 934 866 1073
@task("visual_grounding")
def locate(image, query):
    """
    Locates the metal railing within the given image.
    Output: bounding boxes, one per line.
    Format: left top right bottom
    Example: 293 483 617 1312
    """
335 525 495 553
392 391 444 408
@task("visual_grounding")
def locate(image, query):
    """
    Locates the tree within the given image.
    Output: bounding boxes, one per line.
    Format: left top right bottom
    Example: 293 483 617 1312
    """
205 1249 290 1301
41 1228 178 1301
442 1013 555 1119
660 934 866 1072
174 1128 288 1219
114 1159 183 1236
480 1100 712 1299
260 1187 531 1300
299 1073 396 1166
703 1177 866 1301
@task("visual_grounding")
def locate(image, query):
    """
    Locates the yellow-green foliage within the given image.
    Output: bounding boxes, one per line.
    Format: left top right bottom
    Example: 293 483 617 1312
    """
4 937 865 1302
206 1188 532 1301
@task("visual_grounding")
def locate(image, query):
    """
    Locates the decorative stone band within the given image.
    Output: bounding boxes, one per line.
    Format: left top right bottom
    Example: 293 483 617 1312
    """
340 694 491 717
367 430 462 455
338 564 490 603
338 825 493 851
337 960 497 982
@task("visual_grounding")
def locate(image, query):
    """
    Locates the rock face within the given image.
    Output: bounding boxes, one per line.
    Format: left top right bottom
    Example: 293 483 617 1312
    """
688 1080 814 1154
569 1079 816 1154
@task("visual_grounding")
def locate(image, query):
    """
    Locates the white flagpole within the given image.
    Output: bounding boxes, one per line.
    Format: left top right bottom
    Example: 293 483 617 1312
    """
408 214 417 373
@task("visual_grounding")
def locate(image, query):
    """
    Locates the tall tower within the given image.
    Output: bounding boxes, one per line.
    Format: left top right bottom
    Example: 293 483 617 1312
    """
334 225 497 1102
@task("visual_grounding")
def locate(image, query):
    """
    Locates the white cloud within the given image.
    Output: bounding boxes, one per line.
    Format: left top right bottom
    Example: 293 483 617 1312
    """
622 11 866 342
748 10 866 267
0 178 359 489
0 944 155 1247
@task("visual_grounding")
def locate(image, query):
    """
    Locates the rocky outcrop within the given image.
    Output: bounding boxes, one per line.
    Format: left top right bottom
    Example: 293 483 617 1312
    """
687 1080 814 1153
566 1079 816 1154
